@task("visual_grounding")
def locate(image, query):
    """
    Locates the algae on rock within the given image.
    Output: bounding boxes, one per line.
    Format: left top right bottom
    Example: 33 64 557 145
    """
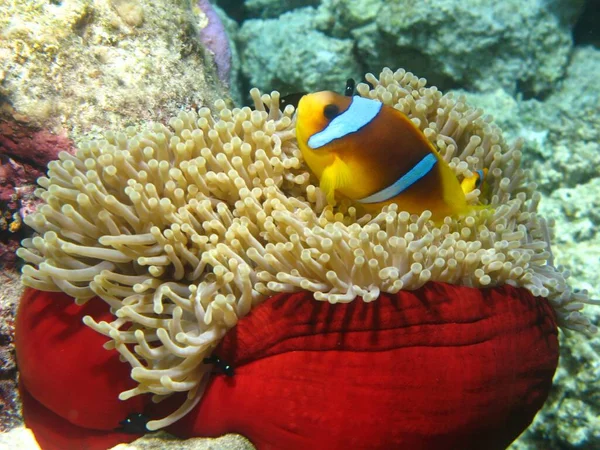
244 0 319 19
320 0 583 95
0 0 230 141
235 0 584 96
238 7 362 95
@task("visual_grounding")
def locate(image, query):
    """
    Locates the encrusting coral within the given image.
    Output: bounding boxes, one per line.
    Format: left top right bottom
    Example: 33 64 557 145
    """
17 68 598 431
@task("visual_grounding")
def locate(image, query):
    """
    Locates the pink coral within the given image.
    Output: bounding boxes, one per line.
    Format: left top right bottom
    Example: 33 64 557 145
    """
0 120 74 168
0 118 75 268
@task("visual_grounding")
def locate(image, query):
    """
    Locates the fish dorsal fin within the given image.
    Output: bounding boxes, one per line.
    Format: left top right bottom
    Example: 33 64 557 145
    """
320 156 352 205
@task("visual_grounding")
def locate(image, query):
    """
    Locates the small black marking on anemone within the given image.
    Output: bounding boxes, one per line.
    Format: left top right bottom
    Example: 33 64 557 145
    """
204 354 235 377
117 413 150 434
278 92 307 111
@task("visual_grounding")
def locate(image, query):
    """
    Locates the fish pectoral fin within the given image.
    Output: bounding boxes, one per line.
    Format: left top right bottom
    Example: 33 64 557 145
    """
460 176 476 194
320 157 352 205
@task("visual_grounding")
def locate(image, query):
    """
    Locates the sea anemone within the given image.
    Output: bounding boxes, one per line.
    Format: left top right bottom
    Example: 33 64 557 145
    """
15 67 597 449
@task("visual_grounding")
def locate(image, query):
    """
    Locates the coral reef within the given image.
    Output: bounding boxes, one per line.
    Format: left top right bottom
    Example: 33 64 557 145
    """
232 0 584 96
456 46 600 301
519 47 600 193
0 272 24 432
0 120 74 170
243 0 319 19
323 0 583 95
0 0 229 140
573 0 600 47
192 2 243 106
0 0 234 270
238 7 362 94
113 432 254 449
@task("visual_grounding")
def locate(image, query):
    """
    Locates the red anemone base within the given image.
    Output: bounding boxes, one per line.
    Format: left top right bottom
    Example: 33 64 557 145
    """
16 283 559 450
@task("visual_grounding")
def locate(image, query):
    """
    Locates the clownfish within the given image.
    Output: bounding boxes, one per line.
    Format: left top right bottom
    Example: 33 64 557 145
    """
295 91 474 220
460 168 488 195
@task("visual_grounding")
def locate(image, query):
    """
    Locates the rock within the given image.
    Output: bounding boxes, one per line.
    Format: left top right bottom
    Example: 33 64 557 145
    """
318 0 585 96
0 272 24 432
0 120 75 170
110 432 255 449
0 426 40 449
0 119 54 268
523 46 600 192
244 0 319 19
110 0 145 28
458 47 600 194
0 0 230 142
238 7 362 95
233 0 584 96
0 120 75 257
544 179 600 245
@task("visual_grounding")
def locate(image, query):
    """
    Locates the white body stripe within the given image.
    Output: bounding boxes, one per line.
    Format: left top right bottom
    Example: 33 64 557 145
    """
307 96 382 149
358 153 437 204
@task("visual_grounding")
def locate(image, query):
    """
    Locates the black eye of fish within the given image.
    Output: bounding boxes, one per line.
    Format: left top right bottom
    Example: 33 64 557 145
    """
323 104 340 120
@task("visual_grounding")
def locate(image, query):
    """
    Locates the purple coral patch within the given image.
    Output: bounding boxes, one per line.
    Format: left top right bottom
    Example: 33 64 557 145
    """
196 0 232 85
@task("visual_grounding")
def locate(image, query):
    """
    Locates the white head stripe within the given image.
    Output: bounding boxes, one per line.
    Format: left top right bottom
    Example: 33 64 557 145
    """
307 96 382 149
358 153 438 204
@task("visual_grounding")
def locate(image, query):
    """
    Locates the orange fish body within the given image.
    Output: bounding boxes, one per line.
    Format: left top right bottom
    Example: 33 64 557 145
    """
296 91 470 220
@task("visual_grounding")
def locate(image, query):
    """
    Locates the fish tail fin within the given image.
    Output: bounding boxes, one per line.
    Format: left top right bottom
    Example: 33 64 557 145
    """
320 156 352 205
